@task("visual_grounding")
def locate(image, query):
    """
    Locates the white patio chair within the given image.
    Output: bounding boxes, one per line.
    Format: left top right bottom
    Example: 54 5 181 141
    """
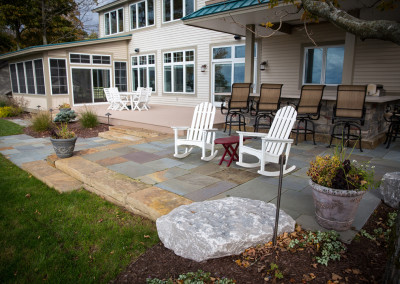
140 87 152 110
172 102 218 161
132 87 151 111
110 88 130 111
237 105 297 176
104 87 118 110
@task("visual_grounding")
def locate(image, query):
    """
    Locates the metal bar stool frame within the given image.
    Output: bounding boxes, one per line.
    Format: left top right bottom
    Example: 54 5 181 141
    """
329 85 367 152
253 83 283 132
293 84 326 145
220 83 253 135
384 105 400 149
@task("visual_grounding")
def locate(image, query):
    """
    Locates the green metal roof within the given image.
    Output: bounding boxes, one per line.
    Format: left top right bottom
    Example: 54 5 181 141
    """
0 35 131 59
182 0 269 21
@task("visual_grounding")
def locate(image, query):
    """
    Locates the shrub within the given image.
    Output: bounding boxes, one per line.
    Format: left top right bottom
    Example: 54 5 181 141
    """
31 111 53 132
79 108 99 128
54 110 77 123
0 106 22 117
146 270 236 284
0 97 9 107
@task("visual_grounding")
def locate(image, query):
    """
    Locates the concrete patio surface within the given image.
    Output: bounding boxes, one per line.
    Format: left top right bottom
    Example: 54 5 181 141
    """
1 120 399 243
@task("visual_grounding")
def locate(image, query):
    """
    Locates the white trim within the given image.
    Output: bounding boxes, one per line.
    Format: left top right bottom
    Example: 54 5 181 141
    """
302 44 345 86
162 0 195 24
69 52 92 64
91 54 112 65
48 58 69 96
114 61 128 92
129 0 155 31
70 66 113 106
131 53 156 92
104 7 125 36
162 49 195 94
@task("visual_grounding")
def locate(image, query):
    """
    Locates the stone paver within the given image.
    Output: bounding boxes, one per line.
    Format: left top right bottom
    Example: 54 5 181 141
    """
122 151 161 164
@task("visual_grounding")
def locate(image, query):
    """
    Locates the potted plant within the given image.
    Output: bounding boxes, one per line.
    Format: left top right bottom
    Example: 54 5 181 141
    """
59 103 71 113
307 146 376 231
50 123 77 158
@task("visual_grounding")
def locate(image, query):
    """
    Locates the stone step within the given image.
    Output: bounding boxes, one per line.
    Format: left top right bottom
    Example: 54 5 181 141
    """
21 160 83 193
109 125 163 138
98 130 143 143
55 156 191 220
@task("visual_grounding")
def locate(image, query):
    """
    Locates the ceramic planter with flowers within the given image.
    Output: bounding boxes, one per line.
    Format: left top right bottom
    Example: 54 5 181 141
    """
307 147 376 231
50 123 77 158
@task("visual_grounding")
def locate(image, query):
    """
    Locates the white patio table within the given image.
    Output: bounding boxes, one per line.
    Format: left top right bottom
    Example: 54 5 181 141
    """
119 91 140 111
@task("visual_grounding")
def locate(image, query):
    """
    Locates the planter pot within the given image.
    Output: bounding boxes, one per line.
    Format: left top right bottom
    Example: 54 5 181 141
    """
50 137 77 158
309 180 366 231
59 108 71 113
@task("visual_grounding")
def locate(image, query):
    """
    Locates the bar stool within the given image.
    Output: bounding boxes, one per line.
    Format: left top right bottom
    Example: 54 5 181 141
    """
293 85 325 145
221 83 252 135
329 85 367 152
384 105 400 149
253 83 283 132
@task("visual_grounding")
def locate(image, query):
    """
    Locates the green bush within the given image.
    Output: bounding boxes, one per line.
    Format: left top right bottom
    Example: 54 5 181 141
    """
146 270 236 284
54 110 77 123
79 108 99 128
31 111 53 132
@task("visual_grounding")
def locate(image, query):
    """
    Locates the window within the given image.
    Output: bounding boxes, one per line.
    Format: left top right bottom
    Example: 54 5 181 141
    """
132 54 155 91
163 0 194 22
114 62 127 92
211 44 257 103
70 53 90 64
92 55 111 65
9 59 46 95
50 59 68 95
104 8 124 35
16 63 26 93
130 0 154 30
303 45 344 85
34 59 45 95
9 64 18 93
163 50 194 93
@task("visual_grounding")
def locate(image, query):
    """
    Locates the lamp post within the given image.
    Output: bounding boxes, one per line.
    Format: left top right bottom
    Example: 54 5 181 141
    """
36 105 41 111
105 112 112 126
272 154 286 246
49 108 53 121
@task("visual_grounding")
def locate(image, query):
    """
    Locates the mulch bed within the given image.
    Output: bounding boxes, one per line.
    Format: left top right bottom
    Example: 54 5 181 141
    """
23 121 109 138
113 203 396 284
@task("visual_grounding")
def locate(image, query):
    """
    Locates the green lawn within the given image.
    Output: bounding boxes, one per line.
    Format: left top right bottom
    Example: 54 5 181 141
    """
0 119 24 136
0 154 159 283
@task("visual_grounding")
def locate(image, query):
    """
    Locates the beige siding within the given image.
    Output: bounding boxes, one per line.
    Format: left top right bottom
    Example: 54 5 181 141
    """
353 39 400 94
67 41 129 60
260 23 346 97
13 94 48 110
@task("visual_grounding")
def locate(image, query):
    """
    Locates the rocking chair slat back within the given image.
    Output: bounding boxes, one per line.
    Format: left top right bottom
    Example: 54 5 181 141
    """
187 102 216 142
266 106 297 156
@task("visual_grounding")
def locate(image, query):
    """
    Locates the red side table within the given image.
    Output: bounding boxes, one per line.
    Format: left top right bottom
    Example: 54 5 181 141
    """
214 136 251 167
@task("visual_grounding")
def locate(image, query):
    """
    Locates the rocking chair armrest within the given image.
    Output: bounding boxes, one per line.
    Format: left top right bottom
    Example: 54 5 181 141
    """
203 128 218 132
236 131 268 138
261 137 294 144
171 126 190 130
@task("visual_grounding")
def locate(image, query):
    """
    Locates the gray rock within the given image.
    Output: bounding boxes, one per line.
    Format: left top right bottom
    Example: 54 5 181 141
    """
156 197 296 262
380 172 400 209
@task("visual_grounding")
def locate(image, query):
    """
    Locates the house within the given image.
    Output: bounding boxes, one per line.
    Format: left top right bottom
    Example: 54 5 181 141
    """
0 0 399 143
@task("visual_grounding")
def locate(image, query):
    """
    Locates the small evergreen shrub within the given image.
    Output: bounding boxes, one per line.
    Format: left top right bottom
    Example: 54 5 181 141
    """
79 108 99 128
31 111 53 132
54 110 77 123
146 270 235 284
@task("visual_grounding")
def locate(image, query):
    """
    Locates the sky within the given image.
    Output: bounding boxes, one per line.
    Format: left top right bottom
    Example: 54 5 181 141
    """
83 0 115 33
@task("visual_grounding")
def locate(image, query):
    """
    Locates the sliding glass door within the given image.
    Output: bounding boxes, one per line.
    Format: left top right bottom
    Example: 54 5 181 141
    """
72 68 110 105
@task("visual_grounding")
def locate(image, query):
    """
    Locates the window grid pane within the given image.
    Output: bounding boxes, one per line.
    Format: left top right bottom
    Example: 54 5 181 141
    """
17 63 26 93
25 61 35 94
164 0 171 22
164 50 195 93
132 54 155 91
10 64 18 93
148 0 154 25
50 59 68 94
115 62 127 92
130 5 137 29
34 59 45 95
325 47 344 84
138 2 146 28
118 8 124 32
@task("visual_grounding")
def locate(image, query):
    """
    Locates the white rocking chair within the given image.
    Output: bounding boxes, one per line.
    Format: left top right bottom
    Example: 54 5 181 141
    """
237 105 297 176
172 102 218 161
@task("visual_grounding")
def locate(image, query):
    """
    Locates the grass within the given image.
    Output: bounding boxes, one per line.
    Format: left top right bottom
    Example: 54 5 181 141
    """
0 119 24 136
0 154 159 283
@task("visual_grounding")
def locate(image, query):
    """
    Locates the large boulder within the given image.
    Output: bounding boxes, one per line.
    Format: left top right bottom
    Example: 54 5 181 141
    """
380 172 400 209
156 197 295 262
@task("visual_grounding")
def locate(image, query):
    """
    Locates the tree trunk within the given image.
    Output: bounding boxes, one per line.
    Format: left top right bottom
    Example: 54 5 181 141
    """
42 0 47 45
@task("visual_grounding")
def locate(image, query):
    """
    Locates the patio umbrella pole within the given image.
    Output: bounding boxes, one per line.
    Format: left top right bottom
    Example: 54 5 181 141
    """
272 153 286 246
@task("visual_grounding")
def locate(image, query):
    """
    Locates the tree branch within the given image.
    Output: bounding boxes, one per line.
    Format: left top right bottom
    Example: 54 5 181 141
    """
301 0 400 45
